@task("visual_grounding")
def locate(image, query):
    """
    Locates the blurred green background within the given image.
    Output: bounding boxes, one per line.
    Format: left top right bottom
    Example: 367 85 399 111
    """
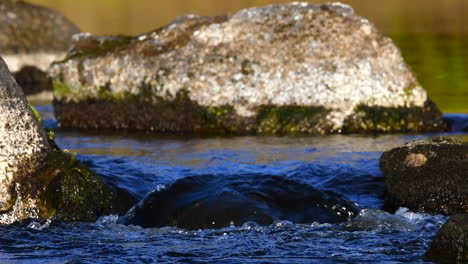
28 0 468 113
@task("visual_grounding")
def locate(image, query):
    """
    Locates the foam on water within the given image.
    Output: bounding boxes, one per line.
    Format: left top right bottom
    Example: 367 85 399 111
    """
0 106 459 263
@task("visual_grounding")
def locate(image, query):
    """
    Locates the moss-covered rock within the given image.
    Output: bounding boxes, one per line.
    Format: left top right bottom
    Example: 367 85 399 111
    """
0 0 79 98
0 56 134 224
49 2 446 135
342 100 446 133
380 137 468 215
53 89 336 135
424 214 468 264
33 141 135 222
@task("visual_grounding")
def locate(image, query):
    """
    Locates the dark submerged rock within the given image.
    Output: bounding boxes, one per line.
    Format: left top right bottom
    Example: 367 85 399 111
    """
0 56 133 224
50 2 446 135
13 66 51 95
424 214 468 264
119 174 359 229
0 0 79 98
380 137 468 215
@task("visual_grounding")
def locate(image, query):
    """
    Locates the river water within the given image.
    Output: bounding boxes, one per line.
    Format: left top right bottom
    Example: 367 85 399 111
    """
1 106 466 263
2 1 466 263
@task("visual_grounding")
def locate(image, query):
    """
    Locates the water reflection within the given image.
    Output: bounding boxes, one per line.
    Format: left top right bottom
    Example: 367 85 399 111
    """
393 34 468 113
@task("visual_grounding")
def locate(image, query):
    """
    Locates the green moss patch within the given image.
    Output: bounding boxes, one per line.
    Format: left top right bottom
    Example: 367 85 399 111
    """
33 141 130 222
29 104 42 123
200 106 246 135
342 101 448 133
256 106 331 135
54 91 448 135
57 35 134 63
54 85 446 135
53 80 72 98
54 94 335 135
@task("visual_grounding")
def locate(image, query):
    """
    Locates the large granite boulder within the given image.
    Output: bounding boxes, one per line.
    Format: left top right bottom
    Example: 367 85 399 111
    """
380 137 468 215
0 0 79 99
119 174 359 229
424 214 468 263
0 57 134 224
49 2 446 135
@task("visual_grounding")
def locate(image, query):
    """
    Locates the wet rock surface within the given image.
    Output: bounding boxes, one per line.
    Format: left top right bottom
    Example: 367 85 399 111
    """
0 0 79 97
50 2 446 135
380 137 468 215
424 214 468 264
119 174 359 229
0 56 50 217
0 56 132 224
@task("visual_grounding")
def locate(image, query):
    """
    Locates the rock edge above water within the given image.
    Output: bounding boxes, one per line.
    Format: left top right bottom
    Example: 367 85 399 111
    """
381 137 468 216
424 214 468 264
119 174 359 229
0 56 134 224
50 2 446 135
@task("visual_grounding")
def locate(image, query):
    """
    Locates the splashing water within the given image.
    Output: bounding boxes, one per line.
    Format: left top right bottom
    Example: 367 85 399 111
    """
2 106 462 263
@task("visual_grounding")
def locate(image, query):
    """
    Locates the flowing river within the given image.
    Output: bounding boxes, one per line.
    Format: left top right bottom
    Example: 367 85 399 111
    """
0 106 466 263
3 1 468 261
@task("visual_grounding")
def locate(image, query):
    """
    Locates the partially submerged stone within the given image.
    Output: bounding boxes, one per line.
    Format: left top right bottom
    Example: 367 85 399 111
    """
424 214 468 263
119 174 359 229
380 137 468 215
49 2 446 135
0 0 79 99
0 57 133 224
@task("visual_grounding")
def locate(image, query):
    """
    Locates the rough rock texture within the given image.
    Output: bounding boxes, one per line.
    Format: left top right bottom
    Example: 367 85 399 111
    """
0 57 133 224
0 0 79 97
119 174 359 229
49 2 446 135
0 56 50 215
424 214 468 263
380 137 468 215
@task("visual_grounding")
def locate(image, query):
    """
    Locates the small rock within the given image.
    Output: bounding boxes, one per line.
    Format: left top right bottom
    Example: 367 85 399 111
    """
424 214 468 263
380 137 468 215
119 174 359 229
13 66 51 95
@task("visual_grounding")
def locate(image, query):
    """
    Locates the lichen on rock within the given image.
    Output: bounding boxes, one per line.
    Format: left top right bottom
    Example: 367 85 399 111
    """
0 56 133 224
50 2 446 134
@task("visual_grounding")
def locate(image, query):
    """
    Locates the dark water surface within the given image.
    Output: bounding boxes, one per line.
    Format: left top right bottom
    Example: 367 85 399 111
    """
3 106 467 263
